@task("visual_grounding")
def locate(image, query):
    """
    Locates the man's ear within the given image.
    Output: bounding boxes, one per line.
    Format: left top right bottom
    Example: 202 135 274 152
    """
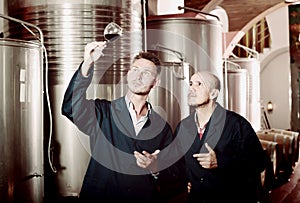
152 78 160 88
210 89 219 100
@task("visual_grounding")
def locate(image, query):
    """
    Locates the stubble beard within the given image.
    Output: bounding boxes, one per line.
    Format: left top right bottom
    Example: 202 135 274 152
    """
128 82 151 96
188 97 210 108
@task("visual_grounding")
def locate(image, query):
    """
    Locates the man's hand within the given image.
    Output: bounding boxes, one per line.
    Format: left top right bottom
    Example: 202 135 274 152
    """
193 143 218 169
187 182 192 193
134 149 160 173
81 41 106 76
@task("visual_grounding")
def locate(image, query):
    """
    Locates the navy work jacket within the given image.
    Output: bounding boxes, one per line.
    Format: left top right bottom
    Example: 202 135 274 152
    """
61 66 184 202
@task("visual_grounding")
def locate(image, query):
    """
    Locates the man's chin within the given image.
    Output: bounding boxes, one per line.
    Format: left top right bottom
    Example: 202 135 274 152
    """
129 88 150 95
187 100 196 106
187 102 194 107
135 91 150 96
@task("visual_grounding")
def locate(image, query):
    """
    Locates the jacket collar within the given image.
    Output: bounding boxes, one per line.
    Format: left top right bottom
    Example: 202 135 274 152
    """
200 103 227 153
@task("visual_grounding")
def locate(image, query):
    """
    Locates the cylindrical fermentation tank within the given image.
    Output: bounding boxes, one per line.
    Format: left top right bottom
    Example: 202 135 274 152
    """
224 68 248 119
146 15 224 124
0 17 44 203
149 61 191 130
228 58 261 131
5 0 143 200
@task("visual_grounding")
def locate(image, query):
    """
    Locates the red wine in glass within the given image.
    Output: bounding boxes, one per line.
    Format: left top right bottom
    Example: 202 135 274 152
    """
104 33 121 42
104 22 123 43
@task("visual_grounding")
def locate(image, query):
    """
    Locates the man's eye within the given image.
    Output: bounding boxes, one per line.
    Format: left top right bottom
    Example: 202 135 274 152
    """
189 81 202 86
143 71 151 76
131 67 138 72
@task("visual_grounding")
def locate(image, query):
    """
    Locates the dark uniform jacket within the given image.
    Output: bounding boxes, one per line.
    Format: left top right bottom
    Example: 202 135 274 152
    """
61 66 184 203
174 103 268 203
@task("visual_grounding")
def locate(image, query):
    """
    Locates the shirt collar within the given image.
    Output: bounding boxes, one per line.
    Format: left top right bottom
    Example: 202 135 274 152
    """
194 112 209 133
125 95 152 115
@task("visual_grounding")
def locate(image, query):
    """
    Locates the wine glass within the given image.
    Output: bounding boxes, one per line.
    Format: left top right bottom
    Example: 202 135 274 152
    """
90 22 122 54
104 22 123 43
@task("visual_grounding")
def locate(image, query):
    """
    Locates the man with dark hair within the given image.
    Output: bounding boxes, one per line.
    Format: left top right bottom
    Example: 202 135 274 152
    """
61 41 183 202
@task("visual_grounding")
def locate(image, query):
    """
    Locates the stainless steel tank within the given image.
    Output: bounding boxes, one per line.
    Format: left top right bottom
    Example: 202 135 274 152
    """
224 68 248 119
0 37 44 202
5 0 142 199
146 15 224 119
228 58 261 131
148 61 191 130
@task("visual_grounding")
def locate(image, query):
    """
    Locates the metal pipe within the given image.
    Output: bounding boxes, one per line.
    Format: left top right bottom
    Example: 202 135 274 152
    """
177 6 220 21
143 0 147 51
0 14 44 44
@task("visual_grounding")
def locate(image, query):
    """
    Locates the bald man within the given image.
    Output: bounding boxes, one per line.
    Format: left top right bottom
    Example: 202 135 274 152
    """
174 71 268 203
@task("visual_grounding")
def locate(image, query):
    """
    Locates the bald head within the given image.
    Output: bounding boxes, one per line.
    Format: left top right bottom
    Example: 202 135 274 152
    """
188 71 221 107
195 71 221 92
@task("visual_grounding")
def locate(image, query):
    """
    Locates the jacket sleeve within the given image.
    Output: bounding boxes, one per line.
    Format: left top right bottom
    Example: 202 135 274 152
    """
217 114 268 174
240 119 268 174
156 123 188 200
61 63 103 136
215 112 268 177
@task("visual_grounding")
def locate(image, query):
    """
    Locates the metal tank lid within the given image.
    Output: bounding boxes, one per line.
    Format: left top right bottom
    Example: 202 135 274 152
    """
0 38 41 48
146 12 222 25
225 68 248 73
229 57 259 62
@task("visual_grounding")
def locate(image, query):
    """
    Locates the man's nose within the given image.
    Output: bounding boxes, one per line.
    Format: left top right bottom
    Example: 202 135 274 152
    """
189 85 196 91
137 71 143 79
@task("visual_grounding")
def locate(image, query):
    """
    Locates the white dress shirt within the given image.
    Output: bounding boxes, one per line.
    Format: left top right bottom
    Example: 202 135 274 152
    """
125 96 151 136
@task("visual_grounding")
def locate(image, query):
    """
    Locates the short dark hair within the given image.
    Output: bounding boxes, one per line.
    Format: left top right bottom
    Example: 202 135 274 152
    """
133 51 161 74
